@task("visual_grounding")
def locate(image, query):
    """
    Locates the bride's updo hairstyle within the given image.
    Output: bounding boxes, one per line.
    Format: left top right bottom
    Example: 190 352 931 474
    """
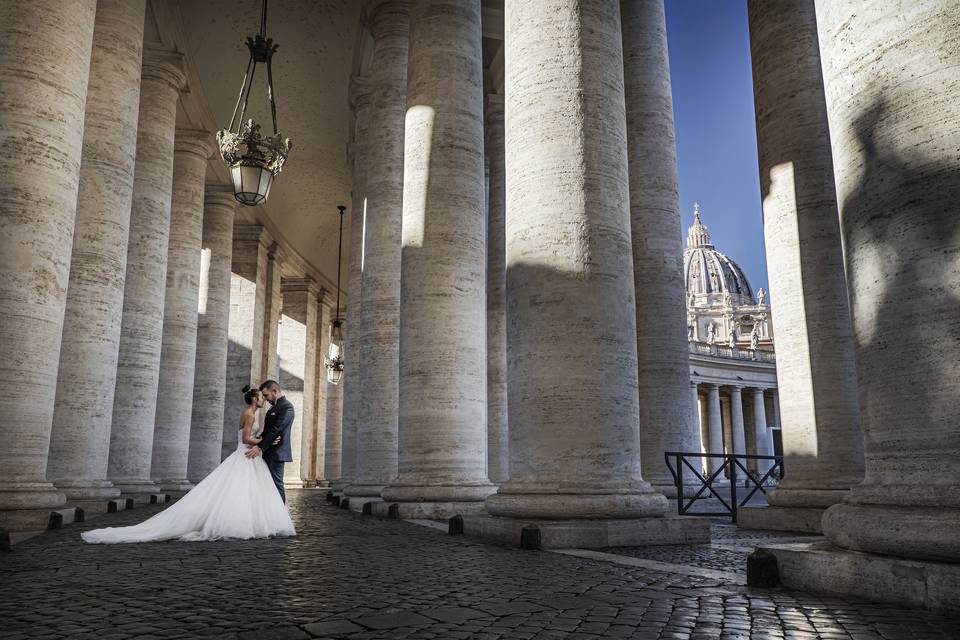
242 385 259 405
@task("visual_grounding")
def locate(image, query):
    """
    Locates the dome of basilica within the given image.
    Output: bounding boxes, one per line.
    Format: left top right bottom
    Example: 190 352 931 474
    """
683 204 754 303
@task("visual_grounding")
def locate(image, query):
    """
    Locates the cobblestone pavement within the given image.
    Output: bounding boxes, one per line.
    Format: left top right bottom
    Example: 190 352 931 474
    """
2 490 958 639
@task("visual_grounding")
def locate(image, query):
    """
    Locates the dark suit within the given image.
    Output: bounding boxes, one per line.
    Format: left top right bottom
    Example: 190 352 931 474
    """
258 395 295 502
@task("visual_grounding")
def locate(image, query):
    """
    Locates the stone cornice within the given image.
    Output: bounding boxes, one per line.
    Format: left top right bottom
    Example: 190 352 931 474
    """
281 276 320 296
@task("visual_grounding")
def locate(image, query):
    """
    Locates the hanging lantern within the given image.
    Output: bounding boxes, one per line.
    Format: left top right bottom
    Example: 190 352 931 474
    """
325 206 347 384
217 0 291 206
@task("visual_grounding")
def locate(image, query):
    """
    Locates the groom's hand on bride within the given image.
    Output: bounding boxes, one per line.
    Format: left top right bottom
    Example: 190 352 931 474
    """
272 436 281 446
245 445 262 458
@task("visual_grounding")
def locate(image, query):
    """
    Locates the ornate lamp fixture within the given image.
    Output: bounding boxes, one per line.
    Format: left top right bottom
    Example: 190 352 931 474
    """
325 206 347 384
217 0 292 206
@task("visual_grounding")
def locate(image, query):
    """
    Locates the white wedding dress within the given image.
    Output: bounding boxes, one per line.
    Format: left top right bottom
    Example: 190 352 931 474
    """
82 426 296 543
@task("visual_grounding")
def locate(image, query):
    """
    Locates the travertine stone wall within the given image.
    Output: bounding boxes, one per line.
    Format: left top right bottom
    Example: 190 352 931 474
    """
485 93 508 485
278 278 319 487
347 0 409 499
109 48 186 495
150 130 212 492
485 0 664 520
816 0 960 562
748 0 863 509
188 187 236 482
0 0 96 517
222 225 269 460
47 0 146 502
622 0 696 494
382 0 495 507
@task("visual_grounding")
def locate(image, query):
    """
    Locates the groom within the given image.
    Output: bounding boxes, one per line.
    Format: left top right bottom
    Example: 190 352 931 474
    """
245 380 295 502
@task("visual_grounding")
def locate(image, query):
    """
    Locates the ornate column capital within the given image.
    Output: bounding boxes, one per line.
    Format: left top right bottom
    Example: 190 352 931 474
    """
267 241 287 265
141 47 186 91
174 129 215 159
204 184 238 210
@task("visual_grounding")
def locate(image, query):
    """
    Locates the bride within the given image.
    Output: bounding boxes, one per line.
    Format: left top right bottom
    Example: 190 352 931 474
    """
82 386 296 543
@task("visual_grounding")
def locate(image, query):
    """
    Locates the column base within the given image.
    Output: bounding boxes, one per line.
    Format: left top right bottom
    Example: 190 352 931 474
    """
343 483 387 498
485 489 668 520
348 497 383 513
0 506 80 533
757 541 960 614
53 480 121 502
0 482 67 511
70 498 128 516
381 481 497 504
110 479 161 496
767 486 850 509
460 514 711 549
738 505 825 533
823 503 960 563
155 479 193 496
371 500 489 520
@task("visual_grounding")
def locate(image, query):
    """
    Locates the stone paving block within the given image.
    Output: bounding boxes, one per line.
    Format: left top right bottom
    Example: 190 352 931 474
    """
351 611 433 630
303 619 365 636
419 606 491 623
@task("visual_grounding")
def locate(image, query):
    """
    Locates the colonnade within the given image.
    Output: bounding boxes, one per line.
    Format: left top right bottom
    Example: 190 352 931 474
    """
0 0 341 532
691 384 778 475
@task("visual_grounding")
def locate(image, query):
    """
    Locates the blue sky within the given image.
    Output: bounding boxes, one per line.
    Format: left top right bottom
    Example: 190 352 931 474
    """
664 0 769 295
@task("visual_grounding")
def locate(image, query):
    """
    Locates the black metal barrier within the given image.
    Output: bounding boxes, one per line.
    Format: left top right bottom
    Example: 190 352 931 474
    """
663 452 784 523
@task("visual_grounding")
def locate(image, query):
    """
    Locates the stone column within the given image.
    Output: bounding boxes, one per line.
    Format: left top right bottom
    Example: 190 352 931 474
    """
484 0 665 522
0 0 96 526
379 0 496 517
706 384 724 473
334 75 372 493
728 386 746 456
311 291 333 485
815 0 960 563
46 0 146 503
485 93 508 485
690 382 704 472
346 0 409 502
621 0 695 498
108 48 186 496
751 388 771 472
260 243 285 382
278 278 319 487
323 310 345 484
748 0 863 515
150 129 213 492
187 187 236 482
222 225 270 460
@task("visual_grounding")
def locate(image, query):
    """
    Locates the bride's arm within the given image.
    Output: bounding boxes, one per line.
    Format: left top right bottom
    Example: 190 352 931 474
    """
241 414 262 446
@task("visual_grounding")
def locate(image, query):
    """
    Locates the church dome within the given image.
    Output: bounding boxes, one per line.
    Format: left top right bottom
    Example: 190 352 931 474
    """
683 204 754 302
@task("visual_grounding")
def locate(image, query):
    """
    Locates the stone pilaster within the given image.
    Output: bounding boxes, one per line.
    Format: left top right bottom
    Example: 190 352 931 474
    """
108 48 186 496
345 0 409 502
485 93 508 485
621 0 696 497
222 224 270 460
260 243 285 383
729 386 746 456
47 0 146 502
334 74 373 493
484 0 665 522
814 0 960 562
748 0 863 512
379 0 496 518
0 0 96 525
706 384 724 473
150 129 213 492
188 186 236 482
278 278 320 487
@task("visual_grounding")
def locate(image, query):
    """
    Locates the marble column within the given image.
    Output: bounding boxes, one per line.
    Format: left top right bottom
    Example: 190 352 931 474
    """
278 278 319 487
379 0 495 517
751 388 771 472
815 0 960 562
187 187 236 482
150 130 213 492
346 0 408 501
706 384 724 473
484 0 664 521
222 225 270 460
621 0 695 497
334 75 372 493
46 0 146 502
729 386 746 457
323 310 345 484
260 243 285 382
485 93 508 485
108 49 186 496
0 0 96 524
748 0 863 512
